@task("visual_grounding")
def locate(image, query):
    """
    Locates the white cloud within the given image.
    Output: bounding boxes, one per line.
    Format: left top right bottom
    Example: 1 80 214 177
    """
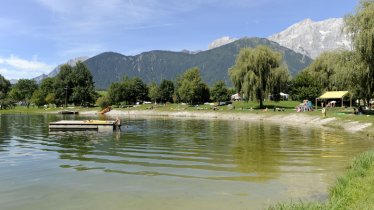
4 55 52 70
28 0 272 59
0 55 54 79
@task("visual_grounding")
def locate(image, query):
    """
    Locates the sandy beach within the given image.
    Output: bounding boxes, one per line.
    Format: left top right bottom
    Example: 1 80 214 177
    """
78 109 373 133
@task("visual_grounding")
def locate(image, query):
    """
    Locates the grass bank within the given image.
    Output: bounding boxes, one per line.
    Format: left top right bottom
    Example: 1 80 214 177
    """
0 106 100 114
111 101 373 133
0 101 372 132
268 150 374 210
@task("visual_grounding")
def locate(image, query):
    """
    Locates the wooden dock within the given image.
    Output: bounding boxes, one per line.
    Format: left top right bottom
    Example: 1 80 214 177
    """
58 110 79 115
49 120 116 131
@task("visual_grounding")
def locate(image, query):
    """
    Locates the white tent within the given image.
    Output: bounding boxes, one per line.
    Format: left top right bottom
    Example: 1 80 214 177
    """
231 93 242 101
280 92 289 100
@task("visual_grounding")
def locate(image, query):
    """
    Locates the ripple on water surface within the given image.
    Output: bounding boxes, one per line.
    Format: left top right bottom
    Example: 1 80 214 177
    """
0 115 373 210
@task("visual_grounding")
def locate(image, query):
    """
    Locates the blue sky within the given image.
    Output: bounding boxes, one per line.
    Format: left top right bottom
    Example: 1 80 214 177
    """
0 0 358 80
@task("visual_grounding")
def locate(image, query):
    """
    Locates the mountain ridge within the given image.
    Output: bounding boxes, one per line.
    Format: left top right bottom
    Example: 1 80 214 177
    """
84 37 312 89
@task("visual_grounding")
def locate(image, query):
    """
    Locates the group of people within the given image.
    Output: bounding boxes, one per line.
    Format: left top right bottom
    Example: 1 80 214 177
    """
353 106 365 115
296 100 314 112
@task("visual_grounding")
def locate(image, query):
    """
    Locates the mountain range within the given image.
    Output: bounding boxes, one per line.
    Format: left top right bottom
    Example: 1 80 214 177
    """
83 37 311 89
268 18 351 59
33 57 89 83
32 18 351 89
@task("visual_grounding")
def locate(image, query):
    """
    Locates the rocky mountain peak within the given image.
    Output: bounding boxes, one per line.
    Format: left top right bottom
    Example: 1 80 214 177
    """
268 18 351 59
208 36 237 50
33 56 89 83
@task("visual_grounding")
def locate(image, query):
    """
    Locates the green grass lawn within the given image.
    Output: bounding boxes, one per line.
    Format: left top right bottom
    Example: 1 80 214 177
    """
0 106 100 114
1 101 372 124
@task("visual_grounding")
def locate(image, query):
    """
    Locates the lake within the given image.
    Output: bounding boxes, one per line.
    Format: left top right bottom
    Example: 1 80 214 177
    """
0 114 373 210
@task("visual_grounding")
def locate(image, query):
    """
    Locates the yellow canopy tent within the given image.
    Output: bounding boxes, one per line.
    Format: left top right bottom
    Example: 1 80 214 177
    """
316 91 351 109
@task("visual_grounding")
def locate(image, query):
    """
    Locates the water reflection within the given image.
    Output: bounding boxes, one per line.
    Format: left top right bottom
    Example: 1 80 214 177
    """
42 117 372 184
1 114 374 210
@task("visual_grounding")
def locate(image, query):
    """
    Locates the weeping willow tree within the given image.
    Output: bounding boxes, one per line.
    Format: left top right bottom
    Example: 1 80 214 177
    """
229 46 289 108
304 51 341 91
345 0 374 106
303 51 355 92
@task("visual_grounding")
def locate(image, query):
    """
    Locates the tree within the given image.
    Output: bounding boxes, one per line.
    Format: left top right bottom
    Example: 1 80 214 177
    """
195 82 210 104
0 74 11 100
177 67 210 104
53 62 97 106
131 77 148 103
54 64 74 106
0 74 13 109
107 77 148 105
31 89 45 108
229 46 286 108
38 77 56 106
159 80 174 103
345 0 374 106
45 93 56 105
210 80 230 102
9 79 38 108
303 51 343 91
96 96 110 109
269 67 291 101
70 61 98 106
39 77 55 97
148 82 160 103
290 70 322 101
107 82 123 105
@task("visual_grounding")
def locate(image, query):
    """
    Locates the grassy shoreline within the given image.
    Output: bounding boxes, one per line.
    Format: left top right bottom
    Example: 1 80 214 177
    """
268 150 374 210
0 101 373 133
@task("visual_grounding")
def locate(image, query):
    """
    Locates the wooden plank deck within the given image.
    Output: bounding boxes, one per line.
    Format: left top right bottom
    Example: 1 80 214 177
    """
49 120 115 131
58 110 79 114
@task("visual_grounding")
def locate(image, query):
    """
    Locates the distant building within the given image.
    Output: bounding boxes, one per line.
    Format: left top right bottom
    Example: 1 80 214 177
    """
231 93 242 101
280 92 289 100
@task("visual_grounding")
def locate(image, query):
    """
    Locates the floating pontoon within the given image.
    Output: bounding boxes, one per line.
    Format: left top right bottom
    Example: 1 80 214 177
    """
58 110 79 115
49 120 116 131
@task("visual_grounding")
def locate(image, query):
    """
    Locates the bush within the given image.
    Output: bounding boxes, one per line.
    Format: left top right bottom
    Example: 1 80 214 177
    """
96 96 110 109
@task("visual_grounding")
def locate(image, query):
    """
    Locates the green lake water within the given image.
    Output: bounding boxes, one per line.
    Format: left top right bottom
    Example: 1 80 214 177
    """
0 114 373 210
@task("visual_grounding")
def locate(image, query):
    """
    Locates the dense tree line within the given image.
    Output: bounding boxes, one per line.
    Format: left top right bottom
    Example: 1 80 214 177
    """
33 61 98 107
103 67 228 107
0 62 98 109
